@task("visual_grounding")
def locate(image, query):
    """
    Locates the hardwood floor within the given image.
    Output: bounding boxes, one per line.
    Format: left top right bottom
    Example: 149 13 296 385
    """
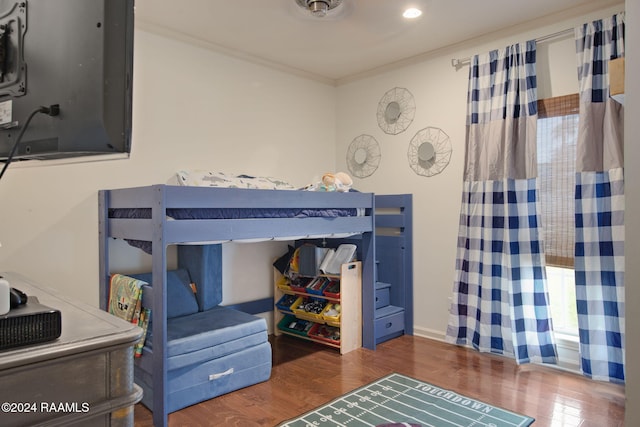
133 335 625 426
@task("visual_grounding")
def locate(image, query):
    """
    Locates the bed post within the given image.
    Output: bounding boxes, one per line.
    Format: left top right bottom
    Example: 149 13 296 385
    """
150 184 170 427
361 194 376 350
403 194 414 336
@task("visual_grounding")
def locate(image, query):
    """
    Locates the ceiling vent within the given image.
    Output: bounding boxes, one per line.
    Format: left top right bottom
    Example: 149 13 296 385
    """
295 0 343 18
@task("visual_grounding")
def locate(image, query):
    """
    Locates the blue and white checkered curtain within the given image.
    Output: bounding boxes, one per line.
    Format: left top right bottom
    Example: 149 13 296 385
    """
574 12 625 383
446 41 558 364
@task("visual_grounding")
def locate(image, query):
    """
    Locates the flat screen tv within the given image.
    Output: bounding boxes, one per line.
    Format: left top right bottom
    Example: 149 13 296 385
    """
0 0 134 164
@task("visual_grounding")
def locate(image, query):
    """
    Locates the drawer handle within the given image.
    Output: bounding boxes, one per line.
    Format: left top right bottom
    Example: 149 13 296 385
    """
209 367 234 381
386 322 393 329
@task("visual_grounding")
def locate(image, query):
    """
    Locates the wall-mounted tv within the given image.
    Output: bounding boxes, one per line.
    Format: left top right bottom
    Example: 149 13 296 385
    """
0 0 134 163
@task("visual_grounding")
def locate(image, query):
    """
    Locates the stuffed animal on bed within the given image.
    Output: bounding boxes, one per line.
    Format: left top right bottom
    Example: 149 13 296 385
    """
321 172 353 192
300 171 354 192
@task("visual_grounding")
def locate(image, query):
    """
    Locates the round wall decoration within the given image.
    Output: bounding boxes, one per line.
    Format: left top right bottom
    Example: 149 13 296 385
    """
407 126 452 177
376 87 415 135
346 134 381 178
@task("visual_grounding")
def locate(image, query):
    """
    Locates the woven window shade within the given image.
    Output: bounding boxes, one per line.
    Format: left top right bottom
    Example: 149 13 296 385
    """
537 94 579 268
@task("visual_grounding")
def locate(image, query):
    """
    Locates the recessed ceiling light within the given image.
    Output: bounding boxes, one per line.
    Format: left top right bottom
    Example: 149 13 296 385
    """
403 8 422 19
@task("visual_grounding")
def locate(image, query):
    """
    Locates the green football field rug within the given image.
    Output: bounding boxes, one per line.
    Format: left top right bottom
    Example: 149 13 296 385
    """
278 373 534 427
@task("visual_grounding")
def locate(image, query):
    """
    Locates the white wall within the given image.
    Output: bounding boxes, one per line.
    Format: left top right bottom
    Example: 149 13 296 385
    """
335 5 624 339
0 30 338 306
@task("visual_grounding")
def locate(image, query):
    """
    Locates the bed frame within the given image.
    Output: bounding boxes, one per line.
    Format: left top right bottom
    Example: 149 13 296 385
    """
98 184 378 426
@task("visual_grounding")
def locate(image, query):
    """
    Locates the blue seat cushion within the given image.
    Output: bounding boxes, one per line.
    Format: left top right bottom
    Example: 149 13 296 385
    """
130 269 199 319
135 341 272 413
140 306 268 370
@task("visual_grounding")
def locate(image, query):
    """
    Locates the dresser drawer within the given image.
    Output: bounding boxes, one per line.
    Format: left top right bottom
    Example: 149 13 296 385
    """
375 287 390 309
375 282 391 309
374 307 404 340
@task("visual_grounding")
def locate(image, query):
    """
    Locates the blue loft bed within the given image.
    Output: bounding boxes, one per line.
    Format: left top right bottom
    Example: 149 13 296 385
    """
97 184 377 427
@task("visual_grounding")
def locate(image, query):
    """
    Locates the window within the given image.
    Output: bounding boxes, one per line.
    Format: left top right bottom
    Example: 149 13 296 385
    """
546 265 578 336
537 94 579 337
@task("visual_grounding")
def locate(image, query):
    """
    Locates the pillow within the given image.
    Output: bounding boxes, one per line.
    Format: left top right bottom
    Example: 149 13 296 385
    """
176 170 295 190
130 269 199 319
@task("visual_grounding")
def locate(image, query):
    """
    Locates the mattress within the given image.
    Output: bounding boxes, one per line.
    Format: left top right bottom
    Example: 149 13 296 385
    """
108 206 360 220
109 202 362 253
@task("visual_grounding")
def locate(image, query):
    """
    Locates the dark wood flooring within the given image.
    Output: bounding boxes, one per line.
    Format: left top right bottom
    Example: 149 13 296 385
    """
133 334 625 426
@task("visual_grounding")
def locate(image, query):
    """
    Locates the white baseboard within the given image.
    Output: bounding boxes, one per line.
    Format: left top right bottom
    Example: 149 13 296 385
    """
411 325 581 375
413 326 447 342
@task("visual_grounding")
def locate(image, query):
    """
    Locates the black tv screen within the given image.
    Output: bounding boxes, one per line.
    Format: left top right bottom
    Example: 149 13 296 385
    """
0 0 134 162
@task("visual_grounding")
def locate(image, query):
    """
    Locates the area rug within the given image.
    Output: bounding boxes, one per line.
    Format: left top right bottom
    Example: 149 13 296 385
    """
278 373 534 427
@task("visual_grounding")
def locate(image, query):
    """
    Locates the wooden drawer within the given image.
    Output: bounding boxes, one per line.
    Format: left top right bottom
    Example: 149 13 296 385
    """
375 282 391 309
375 288 390 309
374 306 404 340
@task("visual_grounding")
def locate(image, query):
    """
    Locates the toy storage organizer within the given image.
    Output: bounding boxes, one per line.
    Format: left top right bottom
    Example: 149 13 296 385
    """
274 261 362 354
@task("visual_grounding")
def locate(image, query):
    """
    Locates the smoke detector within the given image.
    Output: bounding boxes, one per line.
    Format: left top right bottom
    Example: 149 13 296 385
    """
295 0 343 18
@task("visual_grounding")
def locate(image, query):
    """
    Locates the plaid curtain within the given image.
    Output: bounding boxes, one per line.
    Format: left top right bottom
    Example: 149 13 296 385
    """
574 12 625 383
446 41 558 364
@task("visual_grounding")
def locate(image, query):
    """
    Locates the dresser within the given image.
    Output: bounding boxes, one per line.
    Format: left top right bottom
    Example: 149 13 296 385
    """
0 272 142 427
